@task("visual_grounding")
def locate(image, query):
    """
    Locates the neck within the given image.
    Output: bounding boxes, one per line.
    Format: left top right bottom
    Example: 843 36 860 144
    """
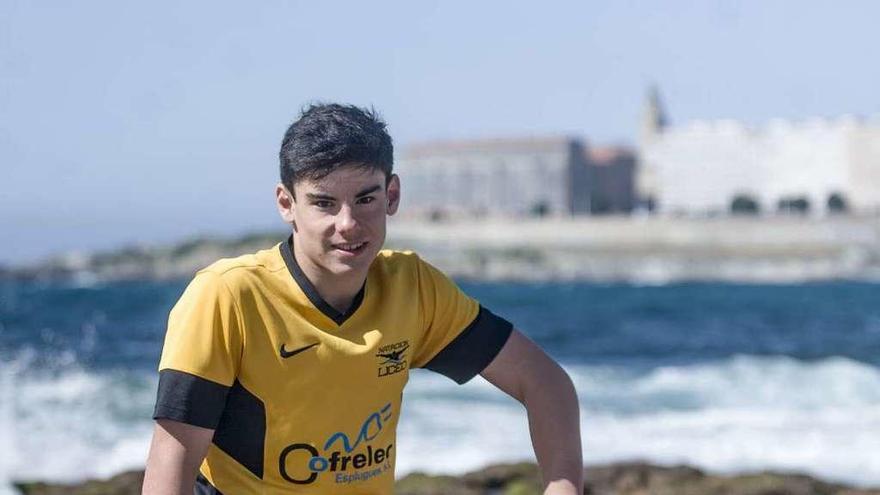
291 239 367 314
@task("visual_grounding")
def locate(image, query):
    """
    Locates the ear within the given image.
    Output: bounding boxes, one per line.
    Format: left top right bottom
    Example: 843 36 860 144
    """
386 174 401 216
275 183 297 228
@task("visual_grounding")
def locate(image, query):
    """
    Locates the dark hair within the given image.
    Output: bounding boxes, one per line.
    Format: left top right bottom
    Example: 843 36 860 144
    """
279 103 394 191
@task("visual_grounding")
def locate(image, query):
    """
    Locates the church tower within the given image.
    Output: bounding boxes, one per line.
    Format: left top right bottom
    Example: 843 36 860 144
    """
640 85 667 146
637 85 667 211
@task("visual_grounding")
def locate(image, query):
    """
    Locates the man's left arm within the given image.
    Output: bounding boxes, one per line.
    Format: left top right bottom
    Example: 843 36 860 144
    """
480 329 583 495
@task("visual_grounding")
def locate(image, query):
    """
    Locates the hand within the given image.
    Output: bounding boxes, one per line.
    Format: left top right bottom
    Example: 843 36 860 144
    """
544 479 581 494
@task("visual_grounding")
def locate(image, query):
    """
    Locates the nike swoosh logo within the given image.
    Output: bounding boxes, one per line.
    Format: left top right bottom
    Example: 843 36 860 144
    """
280 342 320 359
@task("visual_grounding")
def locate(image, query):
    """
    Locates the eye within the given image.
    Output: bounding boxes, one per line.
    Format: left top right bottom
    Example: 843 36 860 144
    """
313 200 333 208
357 196 376 205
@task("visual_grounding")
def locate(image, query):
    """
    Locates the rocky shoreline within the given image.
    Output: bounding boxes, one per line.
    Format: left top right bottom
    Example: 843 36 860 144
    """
4 216 880 283
387 216 880 283
13 461 880 494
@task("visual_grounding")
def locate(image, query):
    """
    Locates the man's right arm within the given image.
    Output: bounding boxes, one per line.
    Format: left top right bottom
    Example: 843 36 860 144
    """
142 419 214 495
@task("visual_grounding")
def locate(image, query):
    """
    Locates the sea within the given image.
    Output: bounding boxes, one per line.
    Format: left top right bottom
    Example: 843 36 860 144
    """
1 278 879 492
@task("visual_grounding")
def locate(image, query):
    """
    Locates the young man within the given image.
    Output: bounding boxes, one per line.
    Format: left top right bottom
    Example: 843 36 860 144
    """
143 104 583 494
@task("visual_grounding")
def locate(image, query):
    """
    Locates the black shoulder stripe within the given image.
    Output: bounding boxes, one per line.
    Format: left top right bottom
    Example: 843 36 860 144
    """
423 306 514 385
153 369 230 430
195 474 225 495
212 380 266 480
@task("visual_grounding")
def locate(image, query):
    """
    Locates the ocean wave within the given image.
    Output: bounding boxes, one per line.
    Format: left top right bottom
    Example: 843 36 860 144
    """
0 353 878 491
0 352 155 491
399 355 880 487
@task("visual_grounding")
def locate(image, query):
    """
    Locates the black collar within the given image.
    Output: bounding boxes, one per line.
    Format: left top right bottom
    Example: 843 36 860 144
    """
279 235 366 326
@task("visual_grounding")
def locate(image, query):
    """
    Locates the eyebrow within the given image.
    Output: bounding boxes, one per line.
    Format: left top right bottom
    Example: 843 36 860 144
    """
355 184 382 197
305 184 383 201
305 192 335 201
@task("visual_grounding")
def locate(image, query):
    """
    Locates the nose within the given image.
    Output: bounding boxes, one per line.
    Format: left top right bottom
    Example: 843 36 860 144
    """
336 204 358 234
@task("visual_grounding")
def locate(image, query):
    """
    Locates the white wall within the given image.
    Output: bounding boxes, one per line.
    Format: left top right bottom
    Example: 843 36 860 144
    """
642 118 880 215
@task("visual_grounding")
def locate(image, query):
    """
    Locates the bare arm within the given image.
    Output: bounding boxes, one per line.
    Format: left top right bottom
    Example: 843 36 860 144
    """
142 419 214 495
480 329 583 495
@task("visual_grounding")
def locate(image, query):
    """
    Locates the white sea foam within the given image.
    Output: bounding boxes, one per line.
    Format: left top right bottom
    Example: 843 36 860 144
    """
0 353 878 492
397 355 880 488
0 351 155 493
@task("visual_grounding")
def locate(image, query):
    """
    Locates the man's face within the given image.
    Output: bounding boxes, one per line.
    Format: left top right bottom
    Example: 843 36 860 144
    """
277 164 400 277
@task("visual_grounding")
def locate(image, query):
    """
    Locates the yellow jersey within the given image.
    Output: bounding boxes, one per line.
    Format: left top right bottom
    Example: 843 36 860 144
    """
153 236 513 494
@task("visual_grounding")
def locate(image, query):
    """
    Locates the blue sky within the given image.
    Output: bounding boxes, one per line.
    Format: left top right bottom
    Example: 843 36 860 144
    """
2 1 878 263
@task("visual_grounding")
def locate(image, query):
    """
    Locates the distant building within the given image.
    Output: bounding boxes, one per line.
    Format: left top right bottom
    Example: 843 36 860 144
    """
588 147 637 214
395 137 592 218
638 87 880 215
395 137 637 218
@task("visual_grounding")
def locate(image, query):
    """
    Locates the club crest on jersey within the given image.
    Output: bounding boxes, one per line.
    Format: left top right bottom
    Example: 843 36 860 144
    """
375 340 409 377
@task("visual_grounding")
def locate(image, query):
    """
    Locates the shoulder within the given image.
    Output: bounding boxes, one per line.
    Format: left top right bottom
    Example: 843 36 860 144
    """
370 249 461 294
367 249 427 289
195 242 286 293
373 248 421 270
371 248 444 279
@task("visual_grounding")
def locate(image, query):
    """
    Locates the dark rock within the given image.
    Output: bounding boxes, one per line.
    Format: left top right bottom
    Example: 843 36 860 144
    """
395 472 480 495
460 462 541 489
580 462 879 495
583 461 708 494
14 471 143 495
12 462 880 495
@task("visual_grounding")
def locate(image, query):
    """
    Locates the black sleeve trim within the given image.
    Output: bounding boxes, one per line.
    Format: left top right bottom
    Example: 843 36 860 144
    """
153 369 230 430
423 306 514 385
195 474 225 495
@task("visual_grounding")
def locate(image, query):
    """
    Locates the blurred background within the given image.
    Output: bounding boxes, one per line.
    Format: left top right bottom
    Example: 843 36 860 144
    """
2 1 880 493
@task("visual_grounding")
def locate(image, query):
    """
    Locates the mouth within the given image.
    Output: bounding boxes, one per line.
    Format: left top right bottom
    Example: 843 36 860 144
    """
331 241 369 256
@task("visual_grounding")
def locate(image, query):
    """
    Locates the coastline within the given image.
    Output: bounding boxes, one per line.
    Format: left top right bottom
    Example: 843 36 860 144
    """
387 215 880 283
5 216 880 284
12 461 880 494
